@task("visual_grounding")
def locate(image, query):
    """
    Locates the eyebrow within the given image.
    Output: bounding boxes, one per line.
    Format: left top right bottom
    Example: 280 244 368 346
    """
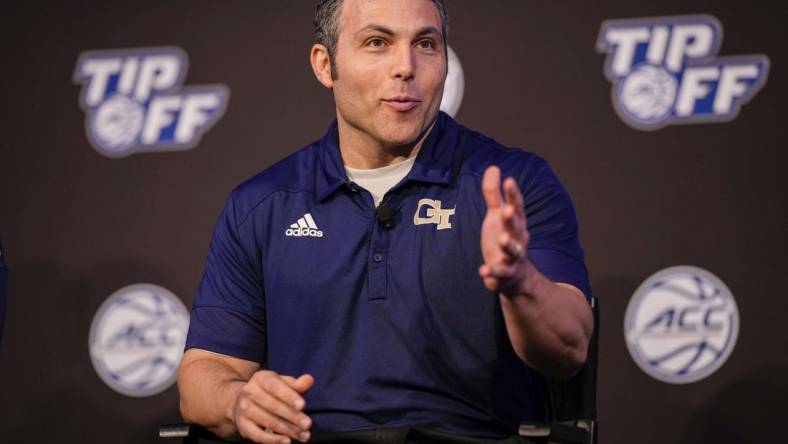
355 24 442 40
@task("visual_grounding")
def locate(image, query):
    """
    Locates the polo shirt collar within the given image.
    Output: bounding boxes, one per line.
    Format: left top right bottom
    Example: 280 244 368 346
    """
315 111 458 202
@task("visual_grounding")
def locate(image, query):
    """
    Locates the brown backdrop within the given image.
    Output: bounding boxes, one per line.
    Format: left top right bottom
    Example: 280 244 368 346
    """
1 1 786 443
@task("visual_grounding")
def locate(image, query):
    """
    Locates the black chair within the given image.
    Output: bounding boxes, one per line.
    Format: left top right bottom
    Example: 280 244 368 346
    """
161 298 599 444
519 297 599 444
0 238 7 346
159 423 233 443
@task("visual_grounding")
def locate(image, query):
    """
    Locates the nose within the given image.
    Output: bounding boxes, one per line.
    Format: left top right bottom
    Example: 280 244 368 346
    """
391 44 415 81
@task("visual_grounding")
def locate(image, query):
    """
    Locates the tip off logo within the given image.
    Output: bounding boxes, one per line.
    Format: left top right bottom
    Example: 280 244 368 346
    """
74 47 229 158
597 15 769 131
625 266 739 384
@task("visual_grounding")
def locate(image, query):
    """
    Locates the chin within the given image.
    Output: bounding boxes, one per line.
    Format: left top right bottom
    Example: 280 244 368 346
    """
378 128 423 148
378 117 432 147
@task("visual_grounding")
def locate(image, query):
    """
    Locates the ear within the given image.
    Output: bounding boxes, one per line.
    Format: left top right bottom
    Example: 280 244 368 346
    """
310 44 334 89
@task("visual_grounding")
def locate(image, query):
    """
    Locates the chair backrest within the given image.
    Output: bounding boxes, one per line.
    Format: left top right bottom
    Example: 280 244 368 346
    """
0 238 7 346
549 297 599 423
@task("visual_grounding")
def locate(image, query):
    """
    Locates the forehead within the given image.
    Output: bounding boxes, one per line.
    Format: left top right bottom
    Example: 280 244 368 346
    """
338 0 442 35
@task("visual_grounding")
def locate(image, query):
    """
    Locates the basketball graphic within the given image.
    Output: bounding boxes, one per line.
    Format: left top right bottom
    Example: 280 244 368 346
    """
617 64 677 125
90 94 145 154
89 284 190 397
440 46 465 118
625 266 739 384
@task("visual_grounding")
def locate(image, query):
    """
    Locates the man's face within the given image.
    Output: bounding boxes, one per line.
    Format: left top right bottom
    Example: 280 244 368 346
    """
328 0 447 149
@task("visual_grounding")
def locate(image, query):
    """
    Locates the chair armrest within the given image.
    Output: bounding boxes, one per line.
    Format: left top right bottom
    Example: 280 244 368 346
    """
159 423 238 443
519 420 595 444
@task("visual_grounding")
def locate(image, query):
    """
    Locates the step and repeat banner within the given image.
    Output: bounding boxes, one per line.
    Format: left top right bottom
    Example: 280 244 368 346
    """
1 1 785 443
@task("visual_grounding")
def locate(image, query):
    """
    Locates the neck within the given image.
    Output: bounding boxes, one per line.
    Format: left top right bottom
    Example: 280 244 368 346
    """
337 118 437 169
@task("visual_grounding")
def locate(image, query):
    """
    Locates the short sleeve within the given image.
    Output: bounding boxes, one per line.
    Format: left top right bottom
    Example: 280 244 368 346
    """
184 192 267 363
520 156 592 301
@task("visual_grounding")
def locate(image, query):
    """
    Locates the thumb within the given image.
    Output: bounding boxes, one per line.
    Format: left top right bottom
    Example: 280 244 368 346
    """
289 373 315 394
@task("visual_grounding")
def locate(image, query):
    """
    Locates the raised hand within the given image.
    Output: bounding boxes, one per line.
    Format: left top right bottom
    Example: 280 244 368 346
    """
478 165 530 296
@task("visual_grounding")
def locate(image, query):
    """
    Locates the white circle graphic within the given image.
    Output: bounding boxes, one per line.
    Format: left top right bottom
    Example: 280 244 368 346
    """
440 46 465 118
617 64 677 125
625 266 739 384
89 283 190 397
90 94 145 153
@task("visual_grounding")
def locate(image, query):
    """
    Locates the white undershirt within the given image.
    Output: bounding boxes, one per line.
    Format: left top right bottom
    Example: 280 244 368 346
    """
345 156 417 207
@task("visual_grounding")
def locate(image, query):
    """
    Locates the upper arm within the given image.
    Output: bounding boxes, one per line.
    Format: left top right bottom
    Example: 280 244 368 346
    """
520 156 592 301
185 192 268 363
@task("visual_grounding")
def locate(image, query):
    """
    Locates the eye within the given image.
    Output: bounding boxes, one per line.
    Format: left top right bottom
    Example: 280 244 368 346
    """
366 38 386 48
416 39 436 50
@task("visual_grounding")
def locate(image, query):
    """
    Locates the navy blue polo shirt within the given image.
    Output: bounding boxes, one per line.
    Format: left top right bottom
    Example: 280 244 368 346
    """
186 112 591 438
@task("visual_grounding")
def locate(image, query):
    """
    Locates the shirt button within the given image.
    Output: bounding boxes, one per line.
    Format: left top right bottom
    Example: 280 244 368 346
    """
373 253 383 262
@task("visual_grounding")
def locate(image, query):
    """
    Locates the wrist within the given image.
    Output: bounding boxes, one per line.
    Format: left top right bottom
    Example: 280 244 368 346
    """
223 380 246 427
510 259 544 298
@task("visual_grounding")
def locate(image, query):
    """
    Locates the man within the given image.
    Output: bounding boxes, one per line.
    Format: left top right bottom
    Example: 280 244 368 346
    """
178 1 593 443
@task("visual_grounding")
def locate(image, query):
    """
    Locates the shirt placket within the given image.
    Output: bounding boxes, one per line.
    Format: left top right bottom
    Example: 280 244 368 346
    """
347 182 390 301
368 217 389 301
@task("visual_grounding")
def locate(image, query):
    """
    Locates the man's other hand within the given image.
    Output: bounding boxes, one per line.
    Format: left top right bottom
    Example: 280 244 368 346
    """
177 349 316 444
233 371 314 444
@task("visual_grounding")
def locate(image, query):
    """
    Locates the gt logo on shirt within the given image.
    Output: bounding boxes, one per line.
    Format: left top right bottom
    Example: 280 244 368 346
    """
413 199 455 230
596 15 769 130
73 47 230 158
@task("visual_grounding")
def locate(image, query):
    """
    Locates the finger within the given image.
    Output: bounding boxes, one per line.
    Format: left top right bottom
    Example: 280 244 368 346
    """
290 374 315 395
501 206 522 237
497 233 515 263
482 166 502 209
499 235 524 260
257 398 311 435
486 264 516 280
247 375 311 433
481 261 517 279
478 265 500 291
259 373 308 412
255 387 312 432
503 177 525 217
257 408 311 443
237 414 292 444
242 385 311 435
479 265 500 291
483 276 498 291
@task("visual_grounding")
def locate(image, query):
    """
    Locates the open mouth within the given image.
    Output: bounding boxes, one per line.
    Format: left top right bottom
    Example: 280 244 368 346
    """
383 97 421 112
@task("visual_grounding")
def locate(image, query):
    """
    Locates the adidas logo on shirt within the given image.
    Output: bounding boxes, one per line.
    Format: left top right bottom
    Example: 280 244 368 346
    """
285 213 324 238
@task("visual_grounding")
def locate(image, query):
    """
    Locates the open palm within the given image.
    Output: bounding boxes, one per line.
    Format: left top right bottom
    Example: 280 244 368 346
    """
479 165 530 296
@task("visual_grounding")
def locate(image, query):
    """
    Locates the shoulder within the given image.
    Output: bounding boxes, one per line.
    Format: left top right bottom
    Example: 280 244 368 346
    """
451 122 553 184
228 141 321 225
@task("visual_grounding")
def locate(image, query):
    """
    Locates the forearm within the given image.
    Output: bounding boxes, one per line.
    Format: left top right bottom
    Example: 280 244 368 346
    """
178 358 247 439
499 260 593 379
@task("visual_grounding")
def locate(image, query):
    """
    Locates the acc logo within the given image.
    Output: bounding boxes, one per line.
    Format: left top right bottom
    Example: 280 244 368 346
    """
624 266 739 384
597 15 769 130
89 283 190 397
440 46 465 118
73 47 229 157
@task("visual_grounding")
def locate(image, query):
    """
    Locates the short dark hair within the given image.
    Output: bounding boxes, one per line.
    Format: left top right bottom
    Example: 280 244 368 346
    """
313 0 450 59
